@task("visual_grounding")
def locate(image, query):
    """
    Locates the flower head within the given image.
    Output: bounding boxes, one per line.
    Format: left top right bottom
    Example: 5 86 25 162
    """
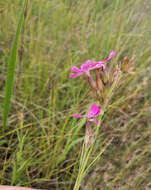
72 104 101 124
69 60 102 78
69 51 115 78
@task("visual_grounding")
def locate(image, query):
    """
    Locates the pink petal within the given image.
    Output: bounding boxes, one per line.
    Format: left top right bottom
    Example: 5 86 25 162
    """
71 66 82 73
69 72 83 78
107 50 116 61
80 60 92 71
87 104 101 118
72 114 86 118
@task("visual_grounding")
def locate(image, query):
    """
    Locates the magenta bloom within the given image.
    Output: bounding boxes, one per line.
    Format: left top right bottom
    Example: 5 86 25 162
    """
69 60 103 78
72 104 101 124
69 51 115 78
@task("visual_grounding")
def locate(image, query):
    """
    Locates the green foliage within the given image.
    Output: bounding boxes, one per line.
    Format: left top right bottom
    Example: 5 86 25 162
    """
0 0 151 189
3 0 27 132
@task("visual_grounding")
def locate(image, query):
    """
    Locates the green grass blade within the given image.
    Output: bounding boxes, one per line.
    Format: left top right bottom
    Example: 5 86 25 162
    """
3 0 27 132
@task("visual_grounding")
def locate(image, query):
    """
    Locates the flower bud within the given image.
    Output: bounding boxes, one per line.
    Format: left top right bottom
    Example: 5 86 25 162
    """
96 69 104 92
85 120 94 147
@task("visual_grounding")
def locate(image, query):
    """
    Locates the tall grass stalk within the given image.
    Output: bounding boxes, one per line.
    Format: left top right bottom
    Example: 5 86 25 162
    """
3 0 27 132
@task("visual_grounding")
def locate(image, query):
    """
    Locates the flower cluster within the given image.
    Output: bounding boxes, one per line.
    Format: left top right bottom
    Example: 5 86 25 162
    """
70 51 116 145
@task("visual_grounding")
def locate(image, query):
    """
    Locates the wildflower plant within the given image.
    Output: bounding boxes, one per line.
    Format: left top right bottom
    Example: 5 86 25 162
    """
69 51 120 190
70 50 136 190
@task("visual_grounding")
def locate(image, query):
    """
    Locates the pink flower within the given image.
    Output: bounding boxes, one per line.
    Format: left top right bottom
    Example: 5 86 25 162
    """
69 51 115 78
69 60 102 78
72 104 101 124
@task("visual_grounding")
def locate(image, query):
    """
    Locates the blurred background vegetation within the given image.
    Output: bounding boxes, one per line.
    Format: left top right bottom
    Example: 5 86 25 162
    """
0 0 151 189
